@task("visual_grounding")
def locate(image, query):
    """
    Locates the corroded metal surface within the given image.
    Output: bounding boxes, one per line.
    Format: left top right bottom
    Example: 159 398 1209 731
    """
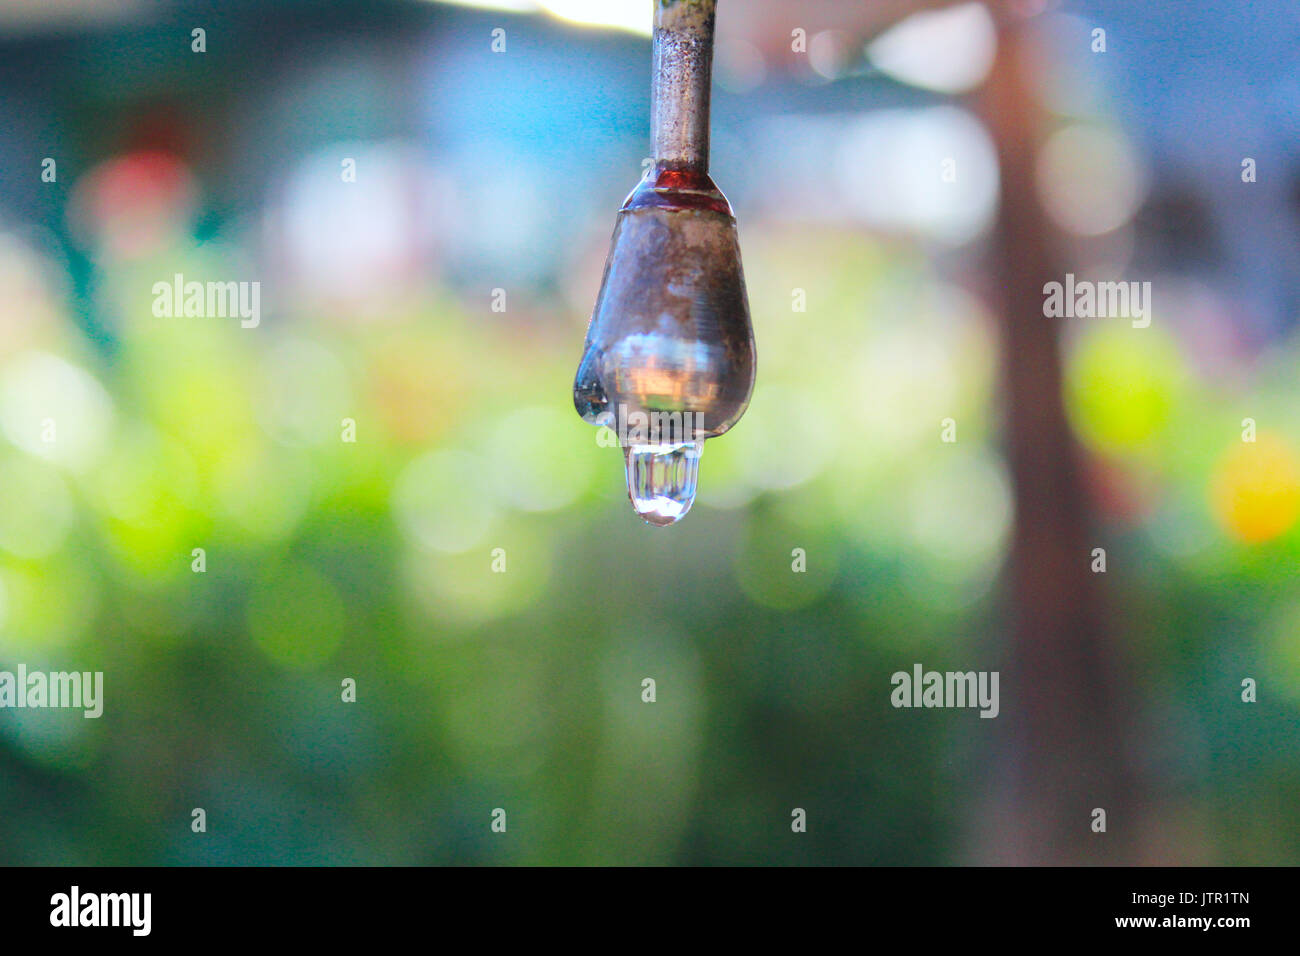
573 197 753 441
573 0 753 446
651 0 718 171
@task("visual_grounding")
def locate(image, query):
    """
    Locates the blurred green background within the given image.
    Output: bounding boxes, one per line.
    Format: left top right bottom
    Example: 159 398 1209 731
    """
1 0 1299 865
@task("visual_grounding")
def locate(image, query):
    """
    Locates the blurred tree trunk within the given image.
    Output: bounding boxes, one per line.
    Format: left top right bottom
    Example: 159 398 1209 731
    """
971 5 1140 865
731 0 1147 864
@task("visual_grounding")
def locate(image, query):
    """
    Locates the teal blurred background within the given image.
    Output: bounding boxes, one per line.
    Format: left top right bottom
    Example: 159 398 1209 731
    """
1 0 1299 865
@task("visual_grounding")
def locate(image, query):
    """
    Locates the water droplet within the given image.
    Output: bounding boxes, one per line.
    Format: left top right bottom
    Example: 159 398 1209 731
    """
624 440 703 526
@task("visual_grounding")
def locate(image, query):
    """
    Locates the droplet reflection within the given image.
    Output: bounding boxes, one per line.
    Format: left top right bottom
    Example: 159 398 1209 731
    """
624 440 703 526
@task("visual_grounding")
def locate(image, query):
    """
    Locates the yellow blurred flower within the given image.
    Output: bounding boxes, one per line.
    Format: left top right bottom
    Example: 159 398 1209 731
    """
1210 433 1300 543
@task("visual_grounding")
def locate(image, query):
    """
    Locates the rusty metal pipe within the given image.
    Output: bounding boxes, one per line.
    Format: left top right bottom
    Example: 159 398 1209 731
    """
572 0 754 525
651 0 716 171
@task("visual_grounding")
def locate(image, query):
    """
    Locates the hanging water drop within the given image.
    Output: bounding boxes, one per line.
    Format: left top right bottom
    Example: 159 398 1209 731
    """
625 440 703 526
571 0 755 526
